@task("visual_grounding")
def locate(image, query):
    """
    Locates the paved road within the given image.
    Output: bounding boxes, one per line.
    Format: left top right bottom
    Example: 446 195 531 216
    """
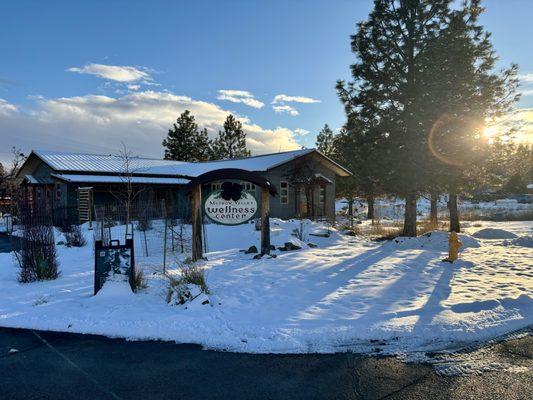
0 327 531 399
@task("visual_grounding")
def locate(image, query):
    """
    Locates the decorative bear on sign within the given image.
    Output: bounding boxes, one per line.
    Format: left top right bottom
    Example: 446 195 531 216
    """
220 182 243 201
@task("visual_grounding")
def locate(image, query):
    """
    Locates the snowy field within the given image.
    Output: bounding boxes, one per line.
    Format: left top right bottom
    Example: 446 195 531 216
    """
336 197 533 222
0 219 531 357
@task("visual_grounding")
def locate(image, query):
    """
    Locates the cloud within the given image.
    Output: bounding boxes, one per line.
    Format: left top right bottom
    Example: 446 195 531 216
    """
518 73 533 97
272 94 320 104
272 104 299 116
0 98 18 115
217 90 264 109
485 108 533 144
270 94 320 116
518 73 533 84
0 90 300 164
294 128 310 136
67 63 151 83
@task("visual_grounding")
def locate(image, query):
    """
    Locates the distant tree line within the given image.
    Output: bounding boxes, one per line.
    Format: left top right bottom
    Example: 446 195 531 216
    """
315 0 531 236
162 112 251 162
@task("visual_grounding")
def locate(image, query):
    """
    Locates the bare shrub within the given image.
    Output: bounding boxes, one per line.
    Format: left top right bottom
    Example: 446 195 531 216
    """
132 268 147 292
180 262 209 294
15 206 59 282
165 260 209 305
63 224 87 247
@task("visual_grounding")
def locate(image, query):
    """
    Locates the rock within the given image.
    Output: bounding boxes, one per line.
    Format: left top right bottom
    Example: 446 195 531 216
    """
268 254 277 259
201 299 210 305
309 232 330 238
244 245 258 254
253 253 263 259
277 242 302 251
308 243 318 248
269 245 276 250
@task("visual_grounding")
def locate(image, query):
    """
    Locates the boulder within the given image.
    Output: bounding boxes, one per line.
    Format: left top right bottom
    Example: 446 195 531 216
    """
244 245 258 254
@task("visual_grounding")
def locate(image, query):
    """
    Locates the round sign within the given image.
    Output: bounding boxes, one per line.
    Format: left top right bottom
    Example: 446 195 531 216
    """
204 190 258 225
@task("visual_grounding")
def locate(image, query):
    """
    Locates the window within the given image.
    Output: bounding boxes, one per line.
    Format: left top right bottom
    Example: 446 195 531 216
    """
280 181 289 204
243 182 256 191
211 183 222 191
319 186 326 207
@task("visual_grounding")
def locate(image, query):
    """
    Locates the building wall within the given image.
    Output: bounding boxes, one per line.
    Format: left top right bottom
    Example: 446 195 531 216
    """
20 153 339 222
263 160 336 220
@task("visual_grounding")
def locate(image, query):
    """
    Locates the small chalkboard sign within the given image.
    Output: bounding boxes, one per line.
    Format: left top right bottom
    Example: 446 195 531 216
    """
94 238 135 295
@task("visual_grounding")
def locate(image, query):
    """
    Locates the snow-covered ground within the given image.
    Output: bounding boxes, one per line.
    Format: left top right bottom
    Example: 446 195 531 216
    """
336 197 532 221
0 219 531 357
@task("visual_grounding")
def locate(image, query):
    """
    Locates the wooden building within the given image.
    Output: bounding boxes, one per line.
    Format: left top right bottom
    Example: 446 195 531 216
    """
16 149 351 222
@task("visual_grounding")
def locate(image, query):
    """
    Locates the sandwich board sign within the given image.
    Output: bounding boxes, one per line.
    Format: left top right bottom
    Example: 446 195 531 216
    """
94 238 135 295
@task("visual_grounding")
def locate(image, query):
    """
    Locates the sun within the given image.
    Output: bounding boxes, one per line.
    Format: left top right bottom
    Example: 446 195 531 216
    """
482 125 499 139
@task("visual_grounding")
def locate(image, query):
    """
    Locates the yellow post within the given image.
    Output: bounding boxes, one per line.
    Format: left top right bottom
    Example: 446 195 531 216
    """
443 231 462 263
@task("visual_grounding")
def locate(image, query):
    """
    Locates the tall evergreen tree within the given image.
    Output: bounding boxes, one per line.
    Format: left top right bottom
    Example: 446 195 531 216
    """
316 124 336 157
338 0 517 236
162 110 212 162
334 120 386 221
419 1 519 232
337 0 452 236
212 114 251 159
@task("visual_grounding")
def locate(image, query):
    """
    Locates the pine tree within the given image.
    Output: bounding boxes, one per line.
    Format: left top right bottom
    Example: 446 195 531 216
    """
419 1 519 232
316 124 336 157
337 0 452 236
212 114 251 159
162 110 213 162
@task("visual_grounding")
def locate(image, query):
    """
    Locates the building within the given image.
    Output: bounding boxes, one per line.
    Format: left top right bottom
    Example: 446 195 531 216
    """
16 149 351 222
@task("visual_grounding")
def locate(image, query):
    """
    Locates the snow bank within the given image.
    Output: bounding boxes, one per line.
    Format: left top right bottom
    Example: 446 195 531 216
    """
0 221 531 357
502 235 533 248
472 228 518 239
392 231 480 251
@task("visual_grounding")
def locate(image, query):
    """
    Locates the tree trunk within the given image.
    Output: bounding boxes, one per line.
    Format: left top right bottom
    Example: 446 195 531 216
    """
430 192 438 226
191 184 203 261
448 193 460 233
402 193 417 237
348 198 354 227
260 187 271 255
367 195 375 222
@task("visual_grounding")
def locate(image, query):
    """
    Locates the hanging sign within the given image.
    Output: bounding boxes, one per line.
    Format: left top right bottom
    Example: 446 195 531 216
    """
204 182 257 225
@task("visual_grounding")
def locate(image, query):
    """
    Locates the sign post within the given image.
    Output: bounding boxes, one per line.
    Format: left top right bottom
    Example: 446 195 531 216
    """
185 168 277 261
260 187 271 255
191 184 203 262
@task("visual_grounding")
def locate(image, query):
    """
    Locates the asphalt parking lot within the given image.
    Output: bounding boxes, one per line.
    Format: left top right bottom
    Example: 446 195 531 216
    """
0 327 531 400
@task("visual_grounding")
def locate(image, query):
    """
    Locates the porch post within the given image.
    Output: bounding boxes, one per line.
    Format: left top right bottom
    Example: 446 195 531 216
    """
260 186 271 255
191 184 203 261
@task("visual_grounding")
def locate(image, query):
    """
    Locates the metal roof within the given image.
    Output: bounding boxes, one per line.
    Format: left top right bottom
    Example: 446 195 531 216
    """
30 148 351 178
52 174 190 185
24 175 55 185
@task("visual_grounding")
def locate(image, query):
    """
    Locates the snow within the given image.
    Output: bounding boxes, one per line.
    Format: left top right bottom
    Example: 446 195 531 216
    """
33 148 340 178
336 196 532 221
472 228 518 239
52 174 190 185
0 220 531 357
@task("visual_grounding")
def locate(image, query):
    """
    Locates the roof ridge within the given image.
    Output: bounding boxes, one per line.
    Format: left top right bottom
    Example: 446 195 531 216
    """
194 148 314 164
34 149 181 163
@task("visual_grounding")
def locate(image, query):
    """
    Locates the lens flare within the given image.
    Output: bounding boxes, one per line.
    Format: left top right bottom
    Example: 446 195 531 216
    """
428 114 485 168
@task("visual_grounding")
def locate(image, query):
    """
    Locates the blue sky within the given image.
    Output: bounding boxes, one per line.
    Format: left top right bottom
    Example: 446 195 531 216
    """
0 0 532 163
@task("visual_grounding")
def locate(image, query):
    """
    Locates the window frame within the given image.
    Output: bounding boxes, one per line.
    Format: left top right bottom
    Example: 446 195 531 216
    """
280 180 289 205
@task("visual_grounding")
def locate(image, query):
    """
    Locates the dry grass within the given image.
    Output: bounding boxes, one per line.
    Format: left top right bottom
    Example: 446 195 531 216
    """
132 268 147 291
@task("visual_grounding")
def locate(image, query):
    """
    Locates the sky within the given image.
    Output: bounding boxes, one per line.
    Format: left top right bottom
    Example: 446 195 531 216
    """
0 0 532 165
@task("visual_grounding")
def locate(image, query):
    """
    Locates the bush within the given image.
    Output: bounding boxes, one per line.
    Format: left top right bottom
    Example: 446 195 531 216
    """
181 262 209 294
132 268 147 292
63 224 87 247
165 261 209 305
15 206 59 282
